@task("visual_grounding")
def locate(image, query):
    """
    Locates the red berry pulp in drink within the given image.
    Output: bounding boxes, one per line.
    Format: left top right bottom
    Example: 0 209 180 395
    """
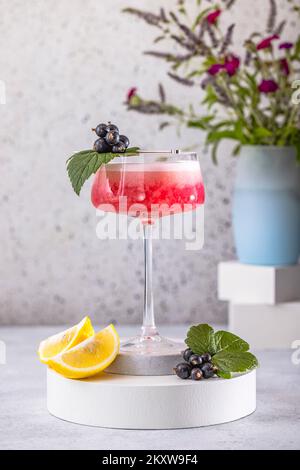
91 161 205 222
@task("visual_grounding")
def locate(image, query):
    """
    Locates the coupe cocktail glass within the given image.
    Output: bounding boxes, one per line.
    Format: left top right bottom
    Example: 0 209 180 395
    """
91 151 205 355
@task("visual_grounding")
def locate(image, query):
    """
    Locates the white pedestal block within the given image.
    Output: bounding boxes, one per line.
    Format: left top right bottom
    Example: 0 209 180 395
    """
229 302 300 349
47 368 256 429
218 261 300 305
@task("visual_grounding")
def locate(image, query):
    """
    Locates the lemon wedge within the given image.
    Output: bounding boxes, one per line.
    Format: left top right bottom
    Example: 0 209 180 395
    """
38 316 94 364
48 324 120 379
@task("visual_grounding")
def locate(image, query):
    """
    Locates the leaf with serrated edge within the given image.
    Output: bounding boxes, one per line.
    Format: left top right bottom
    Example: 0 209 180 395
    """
185 324 216 355
67 151 113 196
214 330 249 354
216 370 232 379
212 351 258 375
66 147 140 196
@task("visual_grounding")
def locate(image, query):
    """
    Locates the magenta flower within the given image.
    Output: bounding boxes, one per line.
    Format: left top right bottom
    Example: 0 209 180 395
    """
280 58 290 75
206 9 221 24
224 55 240 76
258 79 279 93
127 87 137 102
207 63 224 76
279 42 293 50
257 34 279 50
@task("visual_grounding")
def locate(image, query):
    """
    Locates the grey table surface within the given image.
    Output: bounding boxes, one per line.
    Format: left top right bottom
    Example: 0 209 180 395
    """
0 325 299 450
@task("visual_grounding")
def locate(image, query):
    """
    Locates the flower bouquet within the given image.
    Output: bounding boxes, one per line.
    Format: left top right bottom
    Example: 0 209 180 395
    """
124 0 300 266
124 0 300 162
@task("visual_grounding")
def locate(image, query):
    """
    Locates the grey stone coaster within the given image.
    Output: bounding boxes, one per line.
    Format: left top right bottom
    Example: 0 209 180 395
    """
106 348 185 376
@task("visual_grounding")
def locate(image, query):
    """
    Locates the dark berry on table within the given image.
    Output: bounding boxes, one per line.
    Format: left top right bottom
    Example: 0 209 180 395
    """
200 353 212 363
201 362 214 372
112 142 126 153
201 363 215 379
182 348 193 362
119 135 130 148
174 362 191 379
203 369 215 379
106 130 120 146
106 123 119 133
191 368 203 381
94 138 110 153
94 123 108 138
189 354 203 367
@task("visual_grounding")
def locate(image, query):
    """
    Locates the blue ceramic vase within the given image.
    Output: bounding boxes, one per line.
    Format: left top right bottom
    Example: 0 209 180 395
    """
233 146 300 266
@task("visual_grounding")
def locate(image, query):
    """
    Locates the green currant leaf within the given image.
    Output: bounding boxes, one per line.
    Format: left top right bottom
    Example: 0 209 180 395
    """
212 351 259 375
185 324 216 355
216 370 232 379
214 331 250 354
66 147 140 195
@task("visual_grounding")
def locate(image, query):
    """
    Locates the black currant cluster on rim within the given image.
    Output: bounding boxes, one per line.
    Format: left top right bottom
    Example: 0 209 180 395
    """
92 122 130 154
174 349 217 381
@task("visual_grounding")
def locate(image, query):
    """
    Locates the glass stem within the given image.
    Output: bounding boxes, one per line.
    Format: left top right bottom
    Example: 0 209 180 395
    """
141 223 158 338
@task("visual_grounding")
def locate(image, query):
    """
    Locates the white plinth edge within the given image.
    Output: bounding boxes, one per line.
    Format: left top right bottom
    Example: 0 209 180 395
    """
47 368 256 429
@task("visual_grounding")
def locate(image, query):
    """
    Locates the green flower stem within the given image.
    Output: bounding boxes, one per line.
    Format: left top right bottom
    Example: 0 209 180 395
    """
217 74 251 137
278 105 298 145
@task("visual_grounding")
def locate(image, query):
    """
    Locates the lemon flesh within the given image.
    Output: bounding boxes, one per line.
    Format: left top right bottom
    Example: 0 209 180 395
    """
38 316 94 364
48 324 120 379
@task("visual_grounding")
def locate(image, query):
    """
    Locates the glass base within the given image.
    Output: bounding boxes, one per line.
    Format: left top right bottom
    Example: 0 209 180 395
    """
121 330 183 356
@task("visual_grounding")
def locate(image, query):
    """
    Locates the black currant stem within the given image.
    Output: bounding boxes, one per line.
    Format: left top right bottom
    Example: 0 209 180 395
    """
141 223 158 339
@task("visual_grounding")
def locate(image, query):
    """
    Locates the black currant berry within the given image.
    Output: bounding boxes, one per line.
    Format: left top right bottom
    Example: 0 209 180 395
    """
182 348 193 362
119 135 130 148
201 353 212 363
189 354 203 367
112 142 126 153
174 363 191 379
191 368 203 381
201 363 215 379
106 130 120 146
106 123 119 133
203 369 215 379
94 138 110 153
94 123 108 138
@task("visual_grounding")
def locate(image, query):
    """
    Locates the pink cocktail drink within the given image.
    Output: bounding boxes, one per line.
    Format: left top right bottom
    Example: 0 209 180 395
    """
91 161 205 222
91 151 204 354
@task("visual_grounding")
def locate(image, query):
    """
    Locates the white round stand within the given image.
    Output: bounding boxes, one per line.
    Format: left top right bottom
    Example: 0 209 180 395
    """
47 368 256 429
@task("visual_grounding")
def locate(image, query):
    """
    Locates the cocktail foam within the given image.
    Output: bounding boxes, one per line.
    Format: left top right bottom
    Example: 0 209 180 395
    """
105 160 200 172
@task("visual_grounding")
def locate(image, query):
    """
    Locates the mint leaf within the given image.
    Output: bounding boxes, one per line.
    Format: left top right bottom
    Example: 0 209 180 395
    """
66 147 140 195
214 331 249 354
212 351 258 376
185 324 216 355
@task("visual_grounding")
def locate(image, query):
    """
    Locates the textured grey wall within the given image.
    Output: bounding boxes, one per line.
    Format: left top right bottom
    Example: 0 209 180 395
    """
0 0 295 325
